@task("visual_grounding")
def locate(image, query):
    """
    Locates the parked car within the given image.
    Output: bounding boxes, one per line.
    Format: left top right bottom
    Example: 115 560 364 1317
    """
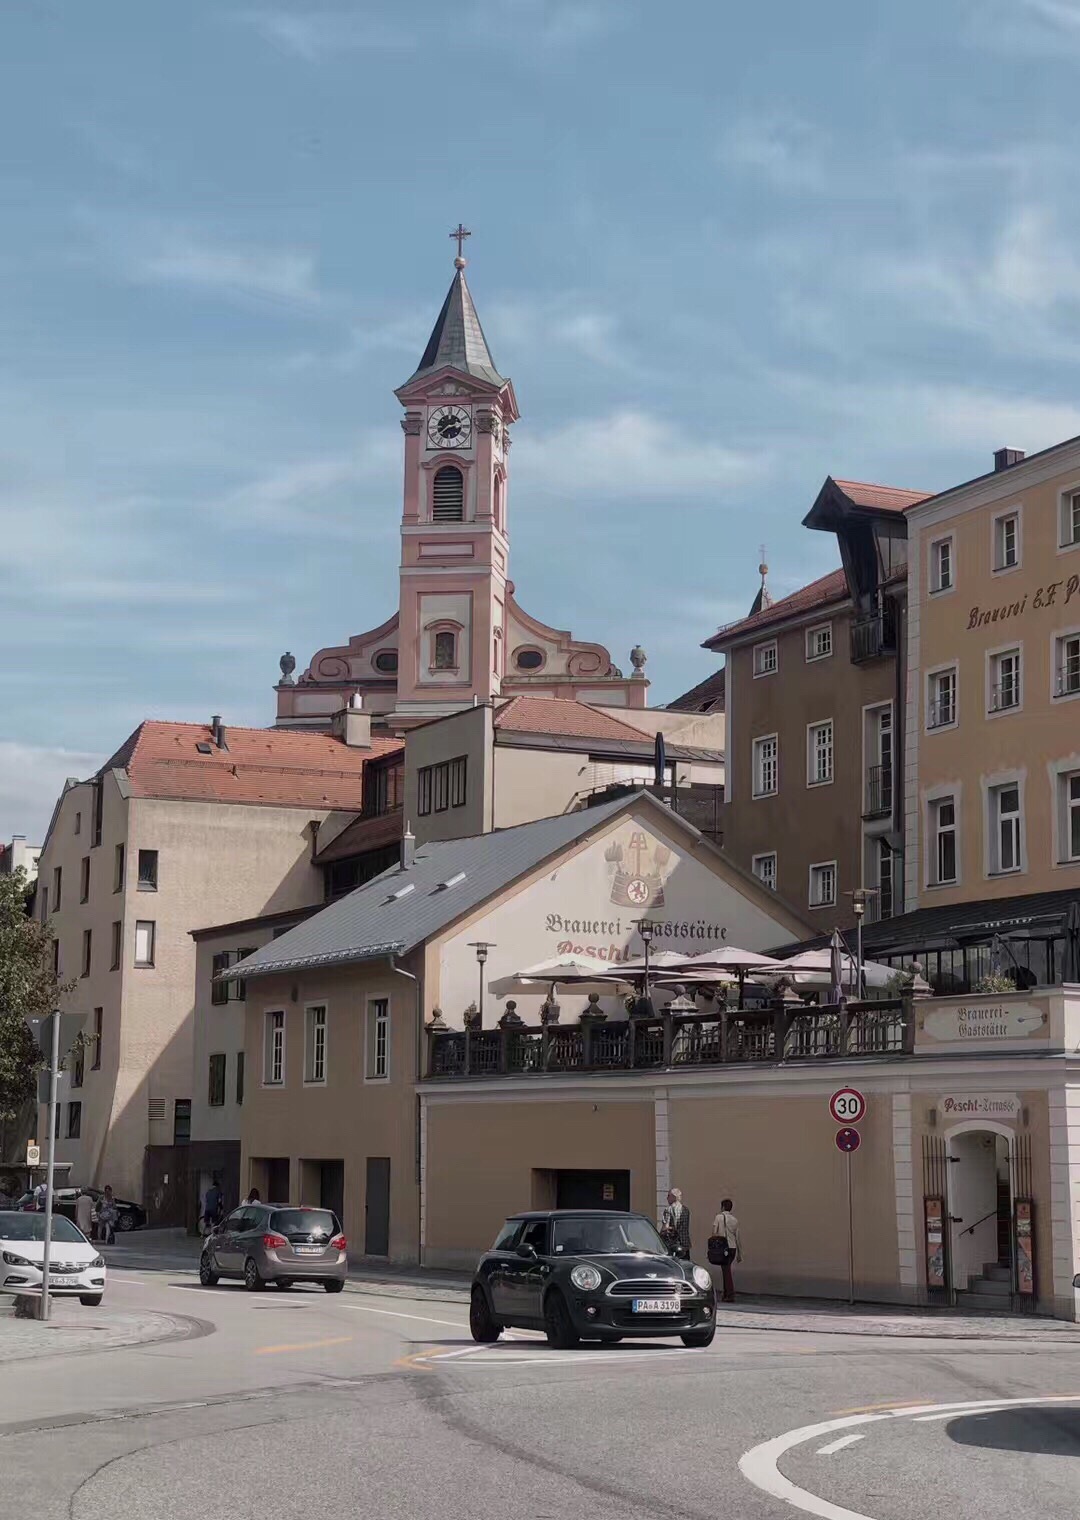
53 1188 147 1233
199 1204 347 1292
470 1209 717 1348
0 1209 107 1305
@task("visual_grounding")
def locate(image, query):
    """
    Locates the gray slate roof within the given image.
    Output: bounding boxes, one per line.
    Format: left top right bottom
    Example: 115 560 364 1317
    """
401 269 506 388
233 792 651 981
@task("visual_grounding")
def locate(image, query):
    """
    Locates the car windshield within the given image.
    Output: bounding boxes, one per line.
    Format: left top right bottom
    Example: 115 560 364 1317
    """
551 1216 668 1256
0 1212 86 1244
269 1210 339 1239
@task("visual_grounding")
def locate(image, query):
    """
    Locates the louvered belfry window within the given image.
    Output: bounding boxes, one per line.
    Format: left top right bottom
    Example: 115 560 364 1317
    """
432 465 464 521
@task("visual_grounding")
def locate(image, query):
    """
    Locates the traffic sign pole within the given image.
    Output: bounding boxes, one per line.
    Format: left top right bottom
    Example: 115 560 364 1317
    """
39 1011 61 1322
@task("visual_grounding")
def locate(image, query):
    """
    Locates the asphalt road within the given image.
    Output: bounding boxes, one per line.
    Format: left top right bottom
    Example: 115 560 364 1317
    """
4 1265 1080 1520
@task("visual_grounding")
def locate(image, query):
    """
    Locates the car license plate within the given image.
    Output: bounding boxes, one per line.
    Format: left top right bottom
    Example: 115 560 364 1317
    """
631 1297 679 1313
295 1246 322 1255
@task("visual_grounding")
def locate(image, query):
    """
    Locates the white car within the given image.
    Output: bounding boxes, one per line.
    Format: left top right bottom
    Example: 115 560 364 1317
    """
0 1209 107 1305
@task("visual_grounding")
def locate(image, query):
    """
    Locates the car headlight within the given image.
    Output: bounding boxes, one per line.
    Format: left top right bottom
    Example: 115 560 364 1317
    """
692 1265 713 1291
90 1256 105 1269
570 1264 603 1292
2 1251 31 1267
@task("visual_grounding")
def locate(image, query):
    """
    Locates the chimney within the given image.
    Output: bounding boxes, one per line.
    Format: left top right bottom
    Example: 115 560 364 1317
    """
332 691 372 749
402 824 416 870
994 447 1025 473
210 715 228 750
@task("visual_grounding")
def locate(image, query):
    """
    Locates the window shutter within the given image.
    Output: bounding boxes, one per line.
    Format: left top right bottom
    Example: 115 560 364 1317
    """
432 466 464 521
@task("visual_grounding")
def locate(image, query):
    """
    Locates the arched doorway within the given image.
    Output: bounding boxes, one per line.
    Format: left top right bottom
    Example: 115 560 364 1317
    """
945 1122 1014 1307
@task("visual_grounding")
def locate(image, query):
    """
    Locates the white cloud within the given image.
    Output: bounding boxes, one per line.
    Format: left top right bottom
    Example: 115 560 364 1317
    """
220 437 401 531
481 0 618 48
0 742 104 845
717 115 827 191
235 9 414 60
487 297 630 370
513 409 764 496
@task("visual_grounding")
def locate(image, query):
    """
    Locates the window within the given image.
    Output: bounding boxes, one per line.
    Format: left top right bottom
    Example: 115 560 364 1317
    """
54 1104 61 1140
91 1007 102 1069
211 948 255 1004
40 885 48 922
114 843 125 892
52 866 61 911
450 756 467 807
752 735 778 797
927 667 957 729
1055 633 1080 697
876 838 894 921
431 464 464 521
930 536 954 593
805 624 833 661
418 757 467 815
990 782 1023 874
373 649 398 673
91 779 103 847
1063 772 1080 862
71 1041 84 1089
236 1050 245 1107
809 862 837 908
366 998 389 1080
989 647 1021 712
807 720 834 786
753 640 778 677
137 849 158 890
173 1099 191 1144
74 810 81 836
752 853 777 891
305 1005 327 1084
264 1010 285 1085
81 928 92 978
930 796 957 885
208 1053 227 1107
111 920 122 969
134 920 155 967
1061 489 1080 548
366 759 404 818
993 510 1020 571
433 630 457 670
515 648 544 670
66 1102 81 1140
80 856 90 903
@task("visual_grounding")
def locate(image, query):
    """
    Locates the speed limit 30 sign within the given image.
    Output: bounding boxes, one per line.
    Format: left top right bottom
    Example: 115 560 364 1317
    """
829 1087 866 1125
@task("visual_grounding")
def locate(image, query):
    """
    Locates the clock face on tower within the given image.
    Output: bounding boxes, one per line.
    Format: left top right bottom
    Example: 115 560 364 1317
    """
427 406 472 449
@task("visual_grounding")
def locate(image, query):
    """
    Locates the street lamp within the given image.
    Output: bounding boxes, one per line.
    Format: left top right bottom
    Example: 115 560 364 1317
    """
467 942 496 1028
847 889 877 999
630 918 656 1019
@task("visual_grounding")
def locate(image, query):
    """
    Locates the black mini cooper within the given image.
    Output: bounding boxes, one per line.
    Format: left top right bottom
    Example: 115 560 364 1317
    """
470 1209 716 1348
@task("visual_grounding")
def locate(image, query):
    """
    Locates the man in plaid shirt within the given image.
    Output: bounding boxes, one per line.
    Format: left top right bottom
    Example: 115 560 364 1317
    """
659 1188 691 1258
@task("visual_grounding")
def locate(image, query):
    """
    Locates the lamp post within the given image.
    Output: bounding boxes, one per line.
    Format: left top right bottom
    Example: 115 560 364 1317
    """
630 918 656 1018
847 889 877 999
467 942 496 1028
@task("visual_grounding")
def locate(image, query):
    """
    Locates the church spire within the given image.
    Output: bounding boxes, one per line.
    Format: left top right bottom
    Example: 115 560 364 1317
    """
748 547 773 616
401 227 506 389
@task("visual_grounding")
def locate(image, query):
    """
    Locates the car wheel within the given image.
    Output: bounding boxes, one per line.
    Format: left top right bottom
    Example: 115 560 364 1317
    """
469 1287 502 1343
680 1327 716 1348
80 1294 103 1307
543 1289 579 1350
199 1255 219 1287
117 1211 136 1233
323 1278 345 1294
244 1256 265 1292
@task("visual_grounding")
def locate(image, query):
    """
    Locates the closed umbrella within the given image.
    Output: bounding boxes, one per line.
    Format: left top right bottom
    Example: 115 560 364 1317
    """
1063 901 1080 984
829 929 846 1005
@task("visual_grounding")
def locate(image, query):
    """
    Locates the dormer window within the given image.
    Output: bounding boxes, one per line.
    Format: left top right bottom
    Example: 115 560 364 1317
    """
432 465 464 521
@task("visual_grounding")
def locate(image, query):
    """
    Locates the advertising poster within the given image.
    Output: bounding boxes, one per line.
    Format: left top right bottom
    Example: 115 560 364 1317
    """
925 1196 945 1289
1015 1198 1034 1296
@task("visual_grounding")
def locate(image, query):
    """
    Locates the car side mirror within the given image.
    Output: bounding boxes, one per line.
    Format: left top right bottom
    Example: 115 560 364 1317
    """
516 1242 537 1260
1074 1273 1080 1289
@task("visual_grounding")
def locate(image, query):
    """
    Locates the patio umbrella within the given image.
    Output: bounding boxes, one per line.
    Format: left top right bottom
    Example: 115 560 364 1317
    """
1063 901 1080 984
829 929 846 1004
771 948 901 991
682 946 787 1009
513 956 612 983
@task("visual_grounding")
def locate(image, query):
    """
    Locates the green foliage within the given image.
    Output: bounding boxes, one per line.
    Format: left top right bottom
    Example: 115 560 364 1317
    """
0 869 70 1121
975 971 1016 994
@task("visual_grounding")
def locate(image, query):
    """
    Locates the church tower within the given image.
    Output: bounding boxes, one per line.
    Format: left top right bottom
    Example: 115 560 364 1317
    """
391 227 519 719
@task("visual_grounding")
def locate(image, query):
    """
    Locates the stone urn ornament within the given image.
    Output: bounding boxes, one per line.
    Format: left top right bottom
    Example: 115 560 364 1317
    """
498 1000 524 1029
427 1007 447 1032
580 991 608 1022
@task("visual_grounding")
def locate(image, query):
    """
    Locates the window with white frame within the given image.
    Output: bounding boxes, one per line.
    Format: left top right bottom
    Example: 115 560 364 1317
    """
753 640 777 677
927 667 957 729
929 796 957 885
1060 771 1080 862
930 536 953 593
808 861 836 908
989 782 1023 874
752 852 777 891
805 623 832 661
264 1010 285 1085
134 919 155 967
807 720 834 786
366 998 389 1080
989 647 1021 712
1062 489 1080 548
304 1005 327 1084
752 734 778 797
1055 633 1080 697
993 511 1020 571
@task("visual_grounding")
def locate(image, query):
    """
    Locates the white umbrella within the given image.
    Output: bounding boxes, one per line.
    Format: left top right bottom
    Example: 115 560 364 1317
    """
682 946 787 971
612 950 700 974
513 956 612 983
771 948 922 993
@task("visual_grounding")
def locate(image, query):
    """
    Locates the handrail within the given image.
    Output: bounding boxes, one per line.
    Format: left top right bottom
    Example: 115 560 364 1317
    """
960 1208 999 1238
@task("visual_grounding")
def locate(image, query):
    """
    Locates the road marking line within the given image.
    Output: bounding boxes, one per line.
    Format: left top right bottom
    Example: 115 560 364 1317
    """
344 1305 469 1331
817 1435 865 1456
254 1336 354 1356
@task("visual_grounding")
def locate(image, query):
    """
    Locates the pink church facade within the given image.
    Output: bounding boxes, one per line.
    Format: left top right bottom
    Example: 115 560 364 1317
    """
275 251 648 730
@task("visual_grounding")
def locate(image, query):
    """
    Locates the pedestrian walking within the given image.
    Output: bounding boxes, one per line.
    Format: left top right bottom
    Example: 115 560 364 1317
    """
98 1185 119 1245
75 1188 94 1239
659 1187 692 1259
709 1198 742 1302
201 1177 222 1234
241 1186 260 1205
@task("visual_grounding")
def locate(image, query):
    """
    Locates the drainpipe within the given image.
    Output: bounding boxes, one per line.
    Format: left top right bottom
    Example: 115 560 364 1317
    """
389 955 425 1267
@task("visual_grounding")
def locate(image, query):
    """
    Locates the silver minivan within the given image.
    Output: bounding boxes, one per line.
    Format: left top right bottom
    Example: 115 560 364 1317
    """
200 1204 347 1291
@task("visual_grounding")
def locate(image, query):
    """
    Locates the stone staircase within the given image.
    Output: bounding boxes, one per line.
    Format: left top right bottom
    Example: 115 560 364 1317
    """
955 1261 1013 1313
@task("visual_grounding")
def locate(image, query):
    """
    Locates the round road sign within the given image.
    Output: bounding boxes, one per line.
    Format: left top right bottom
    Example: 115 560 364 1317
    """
835 1126 861 1154
829 1087 866 1125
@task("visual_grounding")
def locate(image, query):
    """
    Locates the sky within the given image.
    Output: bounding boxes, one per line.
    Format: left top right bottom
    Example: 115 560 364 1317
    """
7 0 1080 841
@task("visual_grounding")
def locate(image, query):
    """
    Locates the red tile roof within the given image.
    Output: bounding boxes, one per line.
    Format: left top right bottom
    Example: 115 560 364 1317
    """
98 721 403 811
493 696 646 742
704 569 849 648
832 479 928 514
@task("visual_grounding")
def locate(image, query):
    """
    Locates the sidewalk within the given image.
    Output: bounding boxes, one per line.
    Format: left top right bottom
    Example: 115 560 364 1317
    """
0 1295 200 1364
105 1230 1080 1337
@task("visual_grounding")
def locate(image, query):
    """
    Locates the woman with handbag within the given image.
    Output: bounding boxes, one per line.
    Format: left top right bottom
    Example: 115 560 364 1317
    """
708 1199 741 1302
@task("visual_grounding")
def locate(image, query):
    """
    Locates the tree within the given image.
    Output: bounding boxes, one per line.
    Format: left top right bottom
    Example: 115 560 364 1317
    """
0 869 70 1158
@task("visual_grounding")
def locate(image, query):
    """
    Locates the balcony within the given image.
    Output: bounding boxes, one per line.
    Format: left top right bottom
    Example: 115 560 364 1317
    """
426 999 914 1079
863 764 892 820
850 604 897 664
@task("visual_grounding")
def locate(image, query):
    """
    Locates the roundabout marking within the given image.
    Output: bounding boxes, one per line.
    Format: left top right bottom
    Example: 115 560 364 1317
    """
739 1394 1080 1520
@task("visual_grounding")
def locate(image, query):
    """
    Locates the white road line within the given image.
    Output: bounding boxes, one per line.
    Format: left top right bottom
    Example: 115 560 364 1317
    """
816 1435 865 1456
344 1305 470 1331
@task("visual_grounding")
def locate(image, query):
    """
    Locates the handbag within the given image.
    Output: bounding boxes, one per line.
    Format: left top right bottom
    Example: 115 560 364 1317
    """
707 1235 735 1266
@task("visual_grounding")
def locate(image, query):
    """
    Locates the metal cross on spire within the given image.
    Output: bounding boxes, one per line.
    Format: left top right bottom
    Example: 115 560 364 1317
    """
450 222 472 265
